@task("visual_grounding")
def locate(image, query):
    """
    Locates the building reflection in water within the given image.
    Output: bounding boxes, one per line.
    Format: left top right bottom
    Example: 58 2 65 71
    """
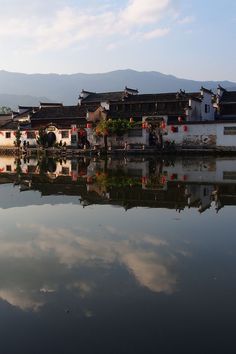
1 155 236 353
0 155 236 213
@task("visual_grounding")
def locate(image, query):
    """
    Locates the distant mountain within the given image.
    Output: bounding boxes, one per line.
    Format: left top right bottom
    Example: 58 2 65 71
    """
0 69 236 108
0 94 50 110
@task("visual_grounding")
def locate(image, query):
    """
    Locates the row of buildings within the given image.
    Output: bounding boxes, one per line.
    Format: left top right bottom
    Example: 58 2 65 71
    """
0 85 236 150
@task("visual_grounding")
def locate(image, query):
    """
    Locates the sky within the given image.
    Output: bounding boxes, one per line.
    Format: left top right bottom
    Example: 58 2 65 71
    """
0 0 235 81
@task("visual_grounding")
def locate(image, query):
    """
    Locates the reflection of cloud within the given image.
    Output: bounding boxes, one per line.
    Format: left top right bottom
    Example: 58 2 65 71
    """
122 251 176 294
67 281 94 299
0 289 43 311
0 223 184 310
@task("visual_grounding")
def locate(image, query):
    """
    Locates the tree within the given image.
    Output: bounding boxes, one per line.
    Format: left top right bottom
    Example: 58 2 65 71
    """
95 118 134 150
14 128 22 148
0 106 12 114
36 127 47 146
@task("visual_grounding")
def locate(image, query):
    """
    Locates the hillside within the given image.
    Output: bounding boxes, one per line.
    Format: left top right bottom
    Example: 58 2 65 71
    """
0 69 235 108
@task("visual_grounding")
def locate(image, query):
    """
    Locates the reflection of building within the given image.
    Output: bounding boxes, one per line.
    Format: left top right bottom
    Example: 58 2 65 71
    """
1 156 236 213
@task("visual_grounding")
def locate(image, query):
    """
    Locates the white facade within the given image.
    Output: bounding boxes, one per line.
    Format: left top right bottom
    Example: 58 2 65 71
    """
186 89 214 121
163 122 236 150
200 89 215 121
0 126 72 148
86 127 149 149
0 130 17 147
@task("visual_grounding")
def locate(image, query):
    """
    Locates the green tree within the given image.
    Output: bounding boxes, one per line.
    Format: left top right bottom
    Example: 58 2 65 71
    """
0 106 12 114
95 118 134 150
36 128 46 146
14 128 22 148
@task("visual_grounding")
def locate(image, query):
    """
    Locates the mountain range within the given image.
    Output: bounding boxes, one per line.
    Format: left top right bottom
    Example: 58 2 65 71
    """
0 69 236 109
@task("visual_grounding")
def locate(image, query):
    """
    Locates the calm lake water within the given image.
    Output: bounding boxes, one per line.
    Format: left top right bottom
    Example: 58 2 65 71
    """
0 155 236 354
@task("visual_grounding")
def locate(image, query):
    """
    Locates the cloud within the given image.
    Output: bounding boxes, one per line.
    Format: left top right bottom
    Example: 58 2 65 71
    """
178 16 195 25
0 0 175 52
142 28 170 39
121 0 171 25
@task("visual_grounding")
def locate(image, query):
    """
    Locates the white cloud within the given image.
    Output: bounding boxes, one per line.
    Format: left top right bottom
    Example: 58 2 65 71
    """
178 16 195 25
142 27 170 39
0 0 175 52
121 0 171 25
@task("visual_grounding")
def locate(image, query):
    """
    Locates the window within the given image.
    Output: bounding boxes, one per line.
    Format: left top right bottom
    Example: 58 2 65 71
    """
205 104 210 113
27 131 36 139
71 135 77 144
71 161 77 171
61 131 69 139
224 127 236 135
128 128 143 137
61 167 70 175
127 168 142 177
5 132 11 138
28 165 37 173
223 171 236 180
6 165 12 172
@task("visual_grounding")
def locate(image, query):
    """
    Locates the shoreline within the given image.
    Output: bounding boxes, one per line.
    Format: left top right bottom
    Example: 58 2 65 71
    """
1 146 236 157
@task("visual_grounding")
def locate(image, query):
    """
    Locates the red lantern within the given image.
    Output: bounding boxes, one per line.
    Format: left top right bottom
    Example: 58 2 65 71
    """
183 125 188 132
141 176 148 184
86 123 92 129
161 176 166 185
170 173 177 180
86 176 93 184
71 171 78 181
142 122 147 129
170 125 175 132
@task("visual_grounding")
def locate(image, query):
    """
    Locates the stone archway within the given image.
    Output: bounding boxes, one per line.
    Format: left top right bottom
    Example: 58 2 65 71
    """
47 132 56 147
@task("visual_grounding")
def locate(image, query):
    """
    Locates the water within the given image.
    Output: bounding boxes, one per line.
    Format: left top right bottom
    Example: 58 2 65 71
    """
0 155 236 354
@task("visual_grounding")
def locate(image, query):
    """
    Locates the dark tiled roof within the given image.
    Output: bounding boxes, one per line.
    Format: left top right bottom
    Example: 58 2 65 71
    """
40 102 63 107
0 115 13 128
0 113 12 119
0 120 18 130
18 106 38 110
125 86 139 93
31 105 88 120
82 91 125 103
220 91 236 103
201 86 213 95
124 92 201 103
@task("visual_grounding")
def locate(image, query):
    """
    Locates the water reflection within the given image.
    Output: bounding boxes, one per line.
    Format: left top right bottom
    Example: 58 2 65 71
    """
0 155 236 353
1 155 236 212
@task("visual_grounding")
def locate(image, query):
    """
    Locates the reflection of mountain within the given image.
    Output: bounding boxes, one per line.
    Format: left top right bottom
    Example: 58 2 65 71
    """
1 156 236 212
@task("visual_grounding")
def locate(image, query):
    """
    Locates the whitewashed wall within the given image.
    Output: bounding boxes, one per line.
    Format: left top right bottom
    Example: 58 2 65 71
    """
0 130 16 147
86 127 149 148
201 91 215 121
189 99 201 121
164 124 217 147
0 156 16 173
216 124 236 149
